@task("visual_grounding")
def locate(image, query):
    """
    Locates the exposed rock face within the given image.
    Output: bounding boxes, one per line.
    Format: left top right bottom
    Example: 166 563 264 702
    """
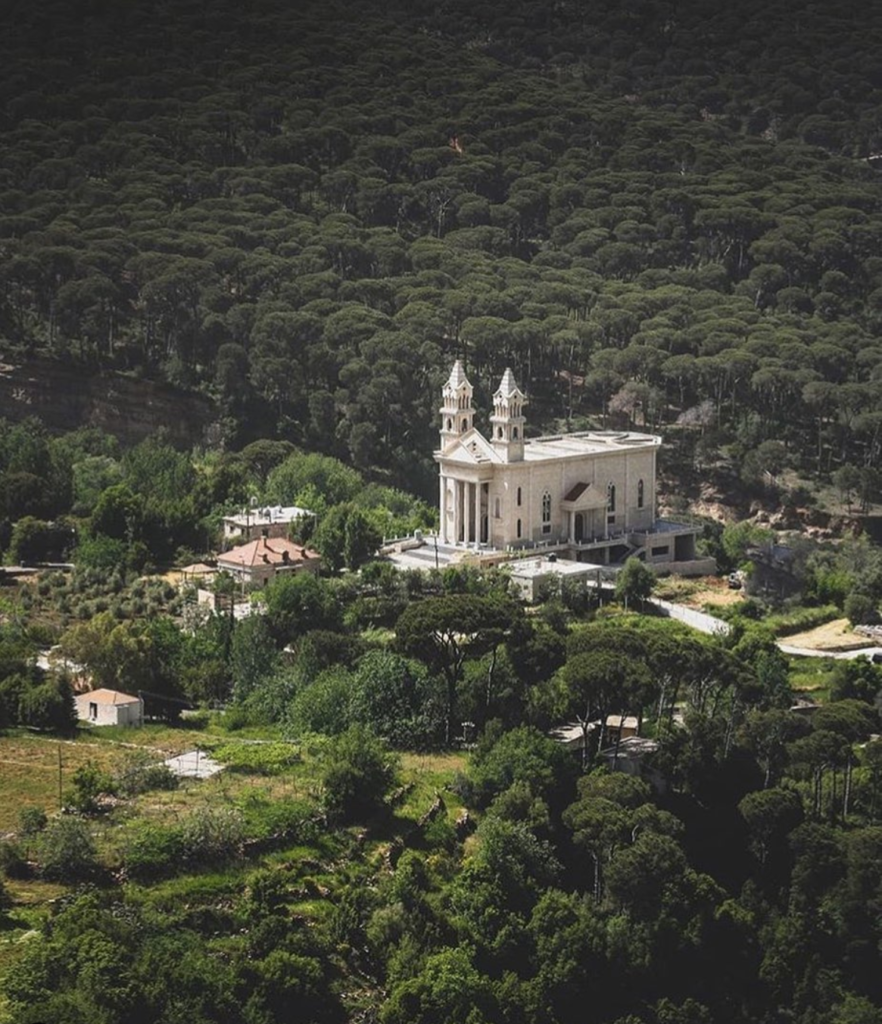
0 359 218 446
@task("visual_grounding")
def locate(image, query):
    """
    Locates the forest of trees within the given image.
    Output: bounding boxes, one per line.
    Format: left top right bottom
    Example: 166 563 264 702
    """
3 2 882 1022
3 578 882 1024
1 0 882 500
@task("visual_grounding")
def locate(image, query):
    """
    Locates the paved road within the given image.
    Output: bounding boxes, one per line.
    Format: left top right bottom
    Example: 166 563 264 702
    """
649 596 882 661
3 564 74 574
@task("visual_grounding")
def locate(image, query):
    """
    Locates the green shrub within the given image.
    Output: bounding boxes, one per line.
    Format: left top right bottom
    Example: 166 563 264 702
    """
18 806 48 837
239 796 317 844
180 806 246 864
209 741 300 775
37 817 98 881
117 763 179 797
321 725 398 824
0 840 29 879
181 709 210 730
66 760 115 812
845 593 878 627
765 604 841 636
219 705 254 731
124 822 185 881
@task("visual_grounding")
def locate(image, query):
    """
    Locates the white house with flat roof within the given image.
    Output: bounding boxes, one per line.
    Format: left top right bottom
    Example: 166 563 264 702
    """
507 556 608 603
434 361 708 572
222 505 314 543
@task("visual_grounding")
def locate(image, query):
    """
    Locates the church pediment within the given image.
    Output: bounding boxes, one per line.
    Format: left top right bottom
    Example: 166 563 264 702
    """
439 429 500 465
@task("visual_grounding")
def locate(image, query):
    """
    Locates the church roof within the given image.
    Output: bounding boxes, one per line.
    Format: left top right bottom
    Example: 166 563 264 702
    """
437 429 660 465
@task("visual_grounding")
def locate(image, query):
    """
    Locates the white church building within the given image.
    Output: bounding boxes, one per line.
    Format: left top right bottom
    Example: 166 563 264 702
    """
434 361 709 572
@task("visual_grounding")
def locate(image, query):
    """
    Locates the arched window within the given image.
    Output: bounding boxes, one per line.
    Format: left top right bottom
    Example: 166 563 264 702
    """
517 518 522 539
446 417 452 431
461 418 468 431
497 426 503 439
541 491 552 534
516 486 522 506
637 479 644 509
512 427 519 439
607 482 616 512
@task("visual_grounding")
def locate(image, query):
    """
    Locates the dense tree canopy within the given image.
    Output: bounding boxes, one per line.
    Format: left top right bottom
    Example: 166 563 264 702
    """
1 0 882 503
4 5 882 1023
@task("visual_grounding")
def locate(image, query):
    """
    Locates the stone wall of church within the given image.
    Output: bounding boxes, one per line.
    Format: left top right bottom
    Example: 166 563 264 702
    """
487 447 657 547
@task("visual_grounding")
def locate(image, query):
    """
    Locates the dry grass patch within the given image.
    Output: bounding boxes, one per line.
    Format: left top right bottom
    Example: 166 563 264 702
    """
783 618 873 652
87 723 214 756
400 751 468 823
0 734 126 832
4 879 67 905
654 575 743 609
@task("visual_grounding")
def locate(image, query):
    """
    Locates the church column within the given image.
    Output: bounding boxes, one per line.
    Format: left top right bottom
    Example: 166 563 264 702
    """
568 511 574 544
473 481 481 547
439 475 448 543
454 481 462 544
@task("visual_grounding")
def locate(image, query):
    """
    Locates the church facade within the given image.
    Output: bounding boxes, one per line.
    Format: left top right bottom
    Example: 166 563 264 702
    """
434 361 705 570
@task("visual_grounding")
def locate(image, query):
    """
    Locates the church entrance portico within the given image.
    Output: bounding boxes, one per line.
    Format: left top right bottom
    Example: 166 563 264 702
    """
441 476 490 546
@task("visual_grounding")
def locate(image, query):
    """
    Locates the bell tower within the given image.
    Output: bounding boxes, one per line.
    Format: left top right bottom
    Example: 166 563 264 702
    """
439 359 475 450
490 367 527 462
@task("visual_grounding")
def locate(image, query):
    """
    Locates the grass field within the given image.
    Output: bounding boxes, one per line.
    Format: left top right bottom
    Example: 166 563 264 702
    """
0 732 128 832
787 657 836 699
0 722 292 834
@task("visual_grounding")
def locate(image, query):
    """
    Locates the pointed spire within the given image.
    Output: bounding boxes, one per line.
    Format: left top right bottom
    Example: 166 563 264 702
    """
496 367 520 397
490 366 526 463
447 359 469 389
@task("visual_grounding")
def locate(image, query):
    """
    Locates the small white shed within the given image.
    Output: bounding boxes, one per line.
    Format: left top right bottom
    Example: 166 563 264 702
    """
75 688 143 727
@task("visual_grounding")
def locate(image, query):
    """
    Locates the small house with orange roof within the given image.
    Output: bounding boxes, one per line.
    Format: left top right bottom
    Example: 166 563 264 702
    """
216 535 321 588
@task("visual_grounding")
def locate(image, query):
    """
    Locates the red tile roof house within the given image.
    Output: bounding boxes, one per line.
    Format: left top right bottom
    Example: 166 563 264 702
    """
216 536 321 588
